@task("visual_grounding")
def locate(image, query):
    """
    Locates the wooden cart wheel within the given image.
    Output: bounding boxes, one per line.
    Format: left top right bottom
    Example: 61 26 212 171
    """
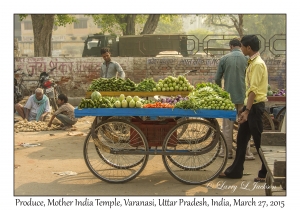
262 110 275 131
83 119 149 183
274 106 286 131
161 119 228 185
265 172 273 196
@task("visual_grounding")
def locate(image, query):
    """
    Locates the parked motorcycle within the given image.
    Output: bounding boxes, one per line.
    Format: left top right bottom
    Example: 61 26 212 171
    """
14 68 24 104
38 67 61 111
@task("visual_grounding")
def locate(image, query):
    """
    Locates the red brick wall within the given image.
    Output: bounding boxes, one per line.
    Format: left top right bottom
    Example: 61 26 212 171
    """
14 56 286 97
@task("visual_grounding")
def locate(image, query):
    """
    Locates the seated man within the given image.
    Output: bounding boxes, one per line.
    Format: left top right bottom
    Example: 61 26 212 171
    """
47 93 78 130
15 88 50 121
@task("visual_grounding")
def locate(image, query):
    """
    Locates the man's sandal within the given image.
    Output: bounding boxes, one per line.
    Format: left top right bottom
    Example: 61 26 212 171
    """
218 173 227 178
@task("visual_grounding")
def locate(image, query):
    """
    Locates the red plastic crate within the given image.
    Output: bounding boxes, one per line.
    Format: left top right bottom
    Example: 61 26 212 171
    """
130 118 177 147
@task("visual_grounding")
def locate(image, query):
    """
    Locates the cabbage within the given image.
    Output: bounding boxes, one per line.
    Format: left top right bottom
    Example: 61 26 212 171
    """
91 91 101 101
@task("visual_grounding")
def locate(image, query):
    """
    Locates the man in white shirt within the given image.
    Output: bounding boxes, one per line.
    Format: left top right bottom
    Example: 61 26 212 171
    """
100 47 125 79
15 88 51 121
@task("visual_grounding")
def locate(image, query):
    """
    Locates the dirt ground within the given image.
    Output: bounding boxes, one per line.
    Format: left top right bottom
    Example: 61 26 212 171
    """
13 97 286 197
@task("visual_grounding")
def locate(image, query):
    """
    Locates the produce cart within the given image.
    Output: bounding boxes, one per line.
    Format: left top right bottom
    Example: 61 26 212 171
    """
75 107 236 185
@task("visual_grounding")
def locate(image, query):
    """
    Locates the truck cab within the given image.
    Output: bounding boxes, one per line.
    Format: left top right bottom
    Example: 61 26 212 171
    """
82 34 190 57
82 34 118 57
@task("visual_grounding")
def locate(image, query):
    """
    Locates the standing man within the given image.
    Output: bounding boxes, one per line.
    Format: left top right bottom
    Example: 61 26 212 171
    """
100 47 125 79
48 93 77 130
15 88 50 122
215 38 254 160
219 35 268 182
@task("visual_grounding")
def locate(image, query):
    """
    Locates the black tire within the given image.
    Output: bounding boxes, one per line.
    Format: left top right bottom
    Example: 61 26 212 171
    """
162 119 228 185
83 119 149 183
167 131 226 170
262 110 275 131
176 117 213 142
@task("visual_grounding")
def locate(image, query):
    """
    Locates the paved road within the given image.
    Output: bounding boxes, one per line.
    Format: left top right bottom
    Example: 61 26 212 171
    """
13 116 285 197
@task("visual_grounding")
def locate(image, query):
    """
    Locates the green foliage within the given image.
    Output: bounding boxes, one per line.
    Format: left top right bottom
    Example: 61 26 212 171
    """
19 14 28 21
88 14 128 35
155 15 184 34
54 15 77 26
243 14 286 39
88 14 182 35
200 14 286 39
18 14 77 27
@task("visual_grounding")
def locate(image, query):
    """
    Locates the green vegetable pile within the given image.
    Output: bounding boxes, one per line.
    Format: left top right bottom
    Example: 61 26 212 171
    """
78 97 117 108
87 78 136 91
154 75 194 92
135 78 157 92
195 82 231 99
175 82 235 111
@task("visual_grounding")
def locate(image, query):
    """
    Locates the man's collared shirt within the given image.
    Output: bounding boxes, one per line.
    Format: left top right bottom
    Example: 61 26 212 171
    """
215 49 248 104
54 103 77 122
244 52 268 105
101 61 125 79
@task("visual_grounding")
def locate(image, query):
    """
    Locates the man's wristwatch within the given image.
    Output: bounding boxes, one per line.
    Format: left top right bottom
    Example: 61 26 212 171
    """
245 108 251 113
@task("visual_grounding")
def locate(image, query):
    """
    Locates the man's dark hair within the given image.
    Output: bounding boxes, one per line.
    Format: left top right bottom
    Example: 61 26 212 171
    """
100 47 110 55
229 38 241 47
58 93 68 103
241 35 260 51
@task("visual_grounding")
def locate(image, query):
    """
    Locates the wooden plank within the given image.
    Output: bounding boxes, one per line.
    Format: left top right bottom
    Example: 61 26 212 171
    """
274 161 286 177
259 146 286 183
261 145 286 152
86 91 190 98
267 96 286 102
261 132 286 146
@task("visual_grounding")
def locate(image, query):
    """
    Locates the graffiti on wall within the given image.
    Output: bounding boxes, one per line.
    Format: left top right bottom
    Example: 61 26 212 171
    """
147 57 220 69
15 57 101 76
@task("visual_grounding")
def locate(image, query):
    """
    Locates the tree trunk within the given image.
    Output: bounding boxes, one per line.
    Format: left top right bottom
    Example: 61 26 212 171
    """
31 14 55 57
140 14 160 34
230 14 244 37
125 14 137 35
